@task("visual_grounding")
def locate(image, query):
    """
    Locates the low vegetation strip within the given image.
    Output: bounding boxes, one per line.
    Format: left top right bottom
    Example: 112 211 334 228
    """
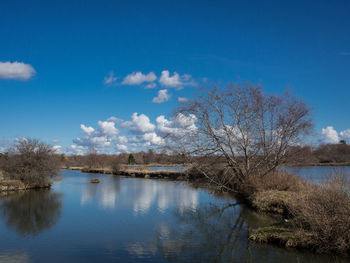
69 166 186 180
247 172 350 254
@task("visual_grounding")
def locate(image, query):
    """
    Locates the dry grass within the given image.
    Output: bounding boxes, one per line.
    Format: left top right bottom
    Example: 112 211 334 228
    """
131 166 151 172
253 190 299 215
250 171 350 254
290 175 350 253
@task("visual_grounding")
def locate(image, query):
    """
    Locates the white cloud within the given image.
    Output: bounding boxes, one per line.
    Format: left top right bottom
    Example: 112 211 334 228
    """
158 70 196 89
0 61 36 80
340 129 350 141
177 97 188 102
141 132 164 145
97 121 119 137
121 113 155 134
144 83 157 89
52 145 62 153
107 116 123 124
69 145 85 155
116 144 128 151
156 113 197 137
80 124 95 135
159 70 182 87
321 126 350 144
321 126 339 144
74 121 119 148
152 89 171 103
122 71 156 85
73 136 111 148
104 71 118 85
118 136 128 144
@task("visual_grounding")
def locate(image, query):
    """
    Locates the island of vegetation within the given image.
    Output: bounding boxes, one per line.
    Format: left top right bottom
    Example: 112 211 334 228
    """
0 83 349 256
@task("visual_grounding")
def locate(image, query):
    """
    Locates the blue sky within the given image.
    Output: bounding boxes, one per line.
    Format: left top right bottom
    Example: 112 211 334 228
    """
0 0 349 153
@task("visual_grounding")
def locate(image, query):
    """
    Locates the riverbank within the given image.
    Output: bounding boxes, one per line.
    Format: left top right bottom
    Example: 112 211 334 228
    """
0 170 51 193
66 166 188 180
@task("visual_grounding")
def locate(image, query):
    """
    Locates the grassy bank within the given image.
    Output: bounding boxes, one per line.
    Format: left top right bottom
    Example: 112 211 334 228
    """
0 170 51 192
246 172 350 255
66 166 187 180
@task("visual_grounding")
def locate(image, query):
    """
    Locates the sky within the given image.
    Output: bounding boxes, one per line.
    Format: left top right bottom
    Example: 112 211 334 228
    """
0 0 350 154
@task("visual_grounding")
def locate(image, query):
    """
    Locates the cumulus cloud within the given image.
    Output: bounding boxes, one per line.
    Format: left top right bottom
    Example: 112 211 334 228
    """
152 89 171 103
177 97 188 102
73 121 119 148
116 144 128 151
118 113 165 146
118 136 128 144
156 113 197 137
0 61 36 80
52 145 62 153
141 132 164 145
158 70 196 89
122 71 156 85
97 121 119 137
340 129 350 141
104 71 118 85
80 124 95 135
104 70 196 90
70 112 198 154
121 113 155 134
321 126 350 144
144 83 157 89
69 145 85 155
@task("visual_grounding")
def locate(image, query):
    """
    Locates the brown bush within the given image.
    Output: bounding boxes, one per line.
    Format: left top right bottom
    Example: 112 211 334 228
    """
291 175 350 253
239 171 306 198
0 139 60 186
253 190 299 215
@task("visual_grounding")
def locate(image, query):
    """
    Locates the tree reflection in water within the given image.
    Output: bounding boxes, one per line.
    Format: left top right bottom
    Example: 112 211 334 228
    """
152 203 344 263
157 202 251 262
0 189 62 236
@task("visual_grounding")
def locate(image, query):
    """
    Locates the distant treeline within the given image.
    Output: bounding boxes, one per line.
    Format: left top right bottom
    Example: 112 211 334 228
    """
56 142 350 169
287 142 350 165
62 149 188 168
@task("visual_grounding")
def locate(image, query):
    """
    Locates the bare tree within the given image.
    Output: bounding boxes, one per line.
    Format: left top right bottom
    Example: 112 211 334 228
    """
170 83 313 191
0 138 60 186
86 146 98 168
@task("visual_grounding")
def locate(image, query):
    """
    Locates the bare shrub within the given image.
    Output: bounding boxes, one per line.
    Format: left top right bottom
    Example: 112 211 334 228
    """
242 171 306 196
291 174 350 253
0 139 60 186
111 162 123 174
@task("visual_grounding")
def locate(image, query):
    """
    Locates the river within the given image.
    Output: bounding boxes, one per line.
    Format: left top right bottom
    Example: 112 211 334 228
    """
0 168 347 262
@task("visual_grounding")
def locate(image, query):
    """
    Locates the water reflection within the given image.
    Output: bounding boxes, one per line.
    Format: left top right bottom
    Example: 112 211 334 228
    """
79 177 198 213
131 180 198 214
0 250 31 263
125 203 346 263
80 176 121 209
0 190 62 236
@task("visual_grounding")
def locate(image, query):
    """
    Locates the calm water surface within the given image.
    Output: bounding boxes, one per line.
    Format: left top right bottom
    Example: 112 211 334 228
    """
283 166 350 182
0 169 346 262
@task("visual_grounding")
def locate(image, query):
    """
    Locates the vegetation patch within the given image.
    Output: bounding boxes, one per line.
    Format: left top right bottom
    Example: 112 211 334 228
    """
249 225 310 249
252 190 298 216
